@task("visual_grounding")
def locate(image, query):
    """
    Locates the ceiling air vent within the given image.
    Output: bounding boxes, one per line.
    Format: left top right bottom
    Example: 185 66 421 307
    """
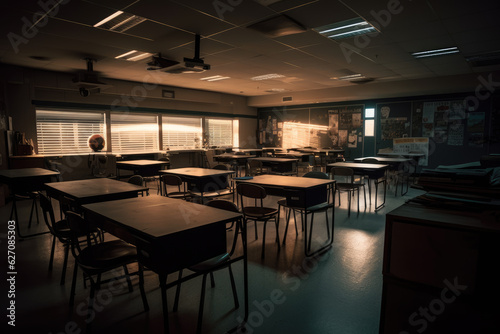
282 96 293 102
466 51 500 67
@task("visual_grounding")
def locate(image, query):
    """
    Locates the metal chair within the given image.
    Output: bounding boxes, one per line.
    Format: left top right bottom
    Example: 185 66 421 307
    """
161 174 191 200
173 199 240 334
66 211 149 333
237 183 279 258
330 167 366 216
361 158 387 209
127 175 148 196
278 171 335 256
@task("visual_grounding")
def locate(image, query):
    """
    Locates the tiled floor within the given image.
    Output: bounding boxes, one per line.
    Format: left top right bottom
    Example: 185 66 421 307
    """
1 179 424 334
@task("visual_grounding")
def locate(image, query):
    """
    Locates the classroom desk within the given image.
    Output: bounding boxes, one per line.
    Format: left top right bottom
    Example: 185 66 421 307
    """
355 156 413 195
0 168 60 238
213 154 256 176
235 174 335 256
328 162 389 211
274 151 313 163
159 167 235 201
82 195 247 334
115 159 169 179
44 178 148 206
248 157 299 176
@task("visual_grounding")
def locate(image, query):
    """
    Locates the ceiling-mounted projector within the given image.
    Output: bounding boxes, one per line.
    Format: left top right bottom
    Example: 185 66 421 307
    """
147 34 210 73
72 58 110 96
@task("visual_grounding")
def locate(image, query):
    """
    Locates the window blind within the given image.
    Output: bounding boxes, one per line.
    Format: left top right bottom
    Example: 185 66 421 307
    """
111 113 159 153
207 118 233 147
36 109 105 155
162 116 202 150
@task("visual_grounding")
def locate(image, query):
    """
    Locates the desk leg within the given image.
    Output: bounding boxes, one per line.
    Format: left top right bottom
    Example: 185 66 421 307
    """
10 195 49 239
159 273 170 334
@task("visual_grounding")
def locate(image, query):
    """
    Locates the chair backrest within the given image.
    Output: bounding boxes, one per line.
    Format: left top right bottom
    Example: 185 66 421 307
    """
247 160 263 176
66 211 94 250
162 174 182 186
303 171 329 179
212 164 229 170
330 167 354 183
237 183 267 199
206 199 239 213
39 192 57 234
128 175 144 186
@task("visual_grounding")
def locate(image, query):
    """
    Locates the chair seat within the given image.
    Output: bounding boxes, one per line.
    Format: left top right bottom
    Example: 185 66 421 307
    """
336 183 363 190
243 206 278 218
188 253 231 272
167 191 191 199
279 199 332 212
190 191 220 198
78 240 137 270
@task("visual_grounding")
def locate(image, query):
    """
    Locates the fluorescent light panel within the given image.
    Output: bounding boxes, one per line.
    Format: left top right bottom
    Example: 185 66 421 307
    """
412 47 459 58
94 11 123 27
115 50 152 61
200 75 230 82
314 18 376 40
251 73 285 81
333 74 365 81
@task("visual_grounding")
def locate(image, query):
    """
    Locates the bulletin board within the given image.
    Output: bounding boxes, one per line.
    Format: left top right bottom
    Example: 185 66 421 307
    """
393 137 429 166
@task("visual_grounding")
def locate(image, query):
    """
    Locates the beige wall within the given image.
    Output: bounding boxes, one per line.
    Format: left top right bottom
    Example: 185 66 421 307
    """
0 64 258 152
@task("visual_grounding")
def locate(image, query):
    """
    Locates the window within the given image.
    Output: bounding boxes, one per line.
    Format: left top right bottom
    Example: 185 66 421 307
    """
206 118 233 147
36 109 105 155
162 116 202 150
282 122 328 149
364 107 375 137
111 113 159 153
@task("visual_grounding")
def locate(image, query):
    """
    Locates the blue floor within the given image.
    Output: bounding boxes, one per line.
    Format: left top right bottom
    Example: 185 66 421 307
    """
0 181 424 334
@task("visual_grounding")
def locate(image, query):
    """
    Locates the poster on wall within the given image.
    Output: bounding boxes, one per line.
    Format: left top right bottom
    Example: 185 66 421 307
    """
339 130 348 147
348 132 357 148
393 137 429 166
328 112 339 146
448 122 464 146
467 112 485 147
381 117 409 140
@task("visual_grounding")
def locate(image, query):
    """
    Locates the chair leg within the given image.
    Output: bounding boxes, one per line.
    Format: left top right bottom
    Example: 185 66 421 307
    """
48 236 56 271
307 213 314 252
197 273 208 334
282 208 292 245
209 272 215 288
60 244 69 285
173 269 183 312
138 263 149 311
228 265 239 309
261 221 267 259
123 265 133 292
69 262 78 308
87 282 96 333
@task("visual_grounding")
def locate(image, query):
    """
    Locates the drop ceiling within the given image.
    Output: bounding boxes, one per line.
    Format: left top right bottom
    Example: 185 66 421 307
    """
1 0 500 107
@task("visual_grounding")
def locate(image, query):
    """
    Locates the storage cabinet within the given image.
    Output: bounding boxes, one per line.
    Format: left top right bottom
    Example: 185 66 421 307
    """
380 203 500 334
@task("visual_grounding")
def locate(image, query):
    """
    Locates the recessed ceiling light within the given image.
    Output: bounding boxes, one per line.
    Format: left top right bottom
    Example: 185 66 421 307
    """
265 88 288 93
94 11 123 27
115 50 152 61
94 11 146 33
200 75 230 82
411 47 459 58
251 73 285 81
314 18 376 40
332 74 365 81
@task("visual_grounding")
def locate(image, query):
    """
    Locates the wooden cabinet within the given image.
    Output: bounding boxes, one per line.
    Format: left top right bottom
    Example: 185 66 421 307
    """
380 203 500 334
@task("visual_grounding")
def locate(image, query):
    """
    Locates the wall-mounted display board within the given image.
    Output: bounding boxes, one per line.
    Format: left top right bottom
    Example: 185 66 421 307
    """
328 105 363 148
393 137 429 166
258 105 363 156
376 102 412 150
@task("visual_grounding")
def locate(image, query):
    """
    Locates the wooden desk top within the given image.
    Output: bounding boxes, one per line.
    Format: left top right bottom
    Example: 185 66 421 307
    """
378 152 424 157
44 178 148 199
159 167 235 177
235 174 334 189
249 157 298 163
298 148 345 154
82 195 242 239
0 168 60 180
116 160 169 167
354 157 412 163
328 162 389 170
214 154 256 159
